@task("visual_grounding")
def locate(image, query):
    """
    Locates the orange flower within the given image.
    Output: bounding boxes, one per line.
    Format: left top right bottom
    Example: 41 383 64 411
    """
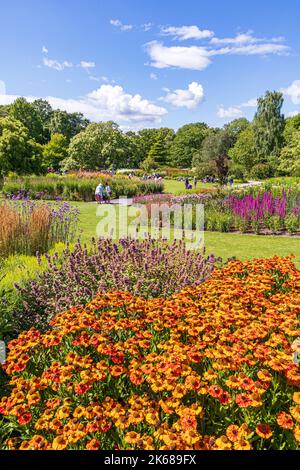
52 436 68 450
277 412 294 430
86 439 100 450
226 425 240 442
256 424 273 439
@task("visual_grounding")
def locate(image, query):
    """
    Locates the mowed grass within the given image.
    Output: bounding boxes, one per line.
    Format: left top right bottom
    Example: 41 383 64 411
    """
163 179 216 194
72 202 300 266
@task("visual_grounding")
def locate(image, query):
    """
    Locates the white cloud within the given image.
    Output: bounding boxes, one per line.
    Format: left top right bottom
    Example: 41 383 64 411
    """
211 43 289 56
110 19 133 31
142 23 153 32
146 41 211 70
161 25 214 41
150 72 158 80
161 82 204 109
217 96 257 120
211 32 285 46
283 80 300 104
42 46 49 54
217 106 244 119
0 80 6 95
0 84 167 124
287 110 299 117
241 98 258 108
79 61 96 70
43 57 73 71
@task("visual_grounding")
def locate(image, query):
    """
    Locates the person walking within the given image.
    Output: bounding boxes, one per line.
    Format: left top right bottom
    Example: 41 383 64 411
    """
95 182 104 204
194 176 198 190
105 182 112 204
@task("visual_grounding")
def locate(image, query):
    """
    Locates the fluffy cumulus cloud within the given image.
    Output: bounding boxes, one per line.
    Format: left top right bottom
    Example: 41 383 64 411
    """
161 82 204 109
42 46 49 54
283 80 300 104
0 84 167 124
217 106 244 119
161 25 214 41
110 19 133 31
146 41 211 70
286 110 299 117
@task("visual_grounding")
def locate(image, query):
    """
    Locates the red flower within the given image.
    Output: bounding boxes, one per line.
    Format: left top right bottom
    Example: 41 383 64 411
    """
18 412 32 425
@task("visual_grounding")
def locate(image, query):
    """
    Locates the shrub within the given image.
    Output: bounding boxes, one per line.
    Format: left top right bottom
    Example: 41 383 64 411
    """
1 257 300 450
15 238 217 332
285 215 300 233
250 163 274 180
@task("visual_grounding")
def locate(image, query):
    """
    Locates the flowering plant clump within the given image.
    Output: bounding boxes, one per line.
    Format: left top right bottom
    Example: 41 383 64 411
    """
1 256 300 450
0 200 79 257
15 238 217 331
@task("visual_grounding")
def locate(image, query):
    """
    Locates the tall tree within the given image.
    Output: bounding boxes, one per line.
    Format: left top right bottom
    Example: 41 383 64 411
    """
9 97 44 144
42 133 68 171
253 91 285 163
146 131 169 168
170 123 210 168
0 116 42 175
67 121 127 170
49 110 89 142
228 126 257 175
31 99 53 143
224 118 250 146
279 127 300 176
193 130 231 184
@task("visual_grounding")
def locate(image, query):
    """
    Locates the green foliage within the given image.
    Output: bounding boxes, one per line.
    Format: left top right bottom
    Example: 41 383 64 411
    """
250 163 276 180
253 91 285 163
228 126 257 175
49 109 89 142
9 98 44 144
170 123 210 168
145 130 169 167
0 116 42 175
67 121 128 170
193 130 231 184
224 118 250 145
42 133 68 170
279 128 300 176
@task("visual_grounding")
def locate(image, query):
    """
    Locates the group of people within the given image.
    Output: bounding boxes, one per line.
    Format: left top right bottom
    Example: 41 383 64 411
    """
95 182 112 204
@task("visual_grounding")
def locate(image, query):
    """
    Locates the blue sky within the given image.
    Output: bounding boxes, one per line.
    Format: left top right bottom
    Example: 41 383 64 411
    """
0 0 300 130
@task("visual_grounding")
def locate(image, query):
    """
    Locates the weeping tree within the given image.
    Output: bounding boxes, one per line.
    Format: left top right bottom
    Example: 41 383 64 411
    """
253 91 285 166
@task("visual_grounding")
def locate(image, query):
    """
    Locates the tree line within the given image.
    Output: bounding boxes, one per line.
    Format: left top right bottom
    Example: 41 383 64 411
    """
0 91 300 181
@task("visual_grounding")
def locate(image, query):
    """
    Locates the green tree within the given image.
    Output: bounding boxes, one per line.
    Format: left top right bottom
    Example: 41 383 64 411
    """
253 91 285 165
170 123 210 168
42 133 68 170
224 118 250 145
9 97 44 144
228 126 257 175
193 130 231 184
67 121 127 170
146 131 169 168
0 116 42 176
279 127 300 176
31 99 53 143
49 110 89 142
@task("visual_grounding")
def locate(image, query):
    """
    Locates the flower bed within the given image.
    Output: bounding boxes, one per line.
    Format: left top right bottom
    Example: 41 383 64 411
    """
14 238 216 332
2 175 164 202
1 256 299 450
0 200 79 257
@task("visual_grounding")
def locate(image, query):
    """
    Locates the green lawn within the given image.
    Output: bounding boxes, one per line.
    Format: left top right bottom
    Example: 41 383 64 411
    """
73 202 300 265
163 179 216 194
